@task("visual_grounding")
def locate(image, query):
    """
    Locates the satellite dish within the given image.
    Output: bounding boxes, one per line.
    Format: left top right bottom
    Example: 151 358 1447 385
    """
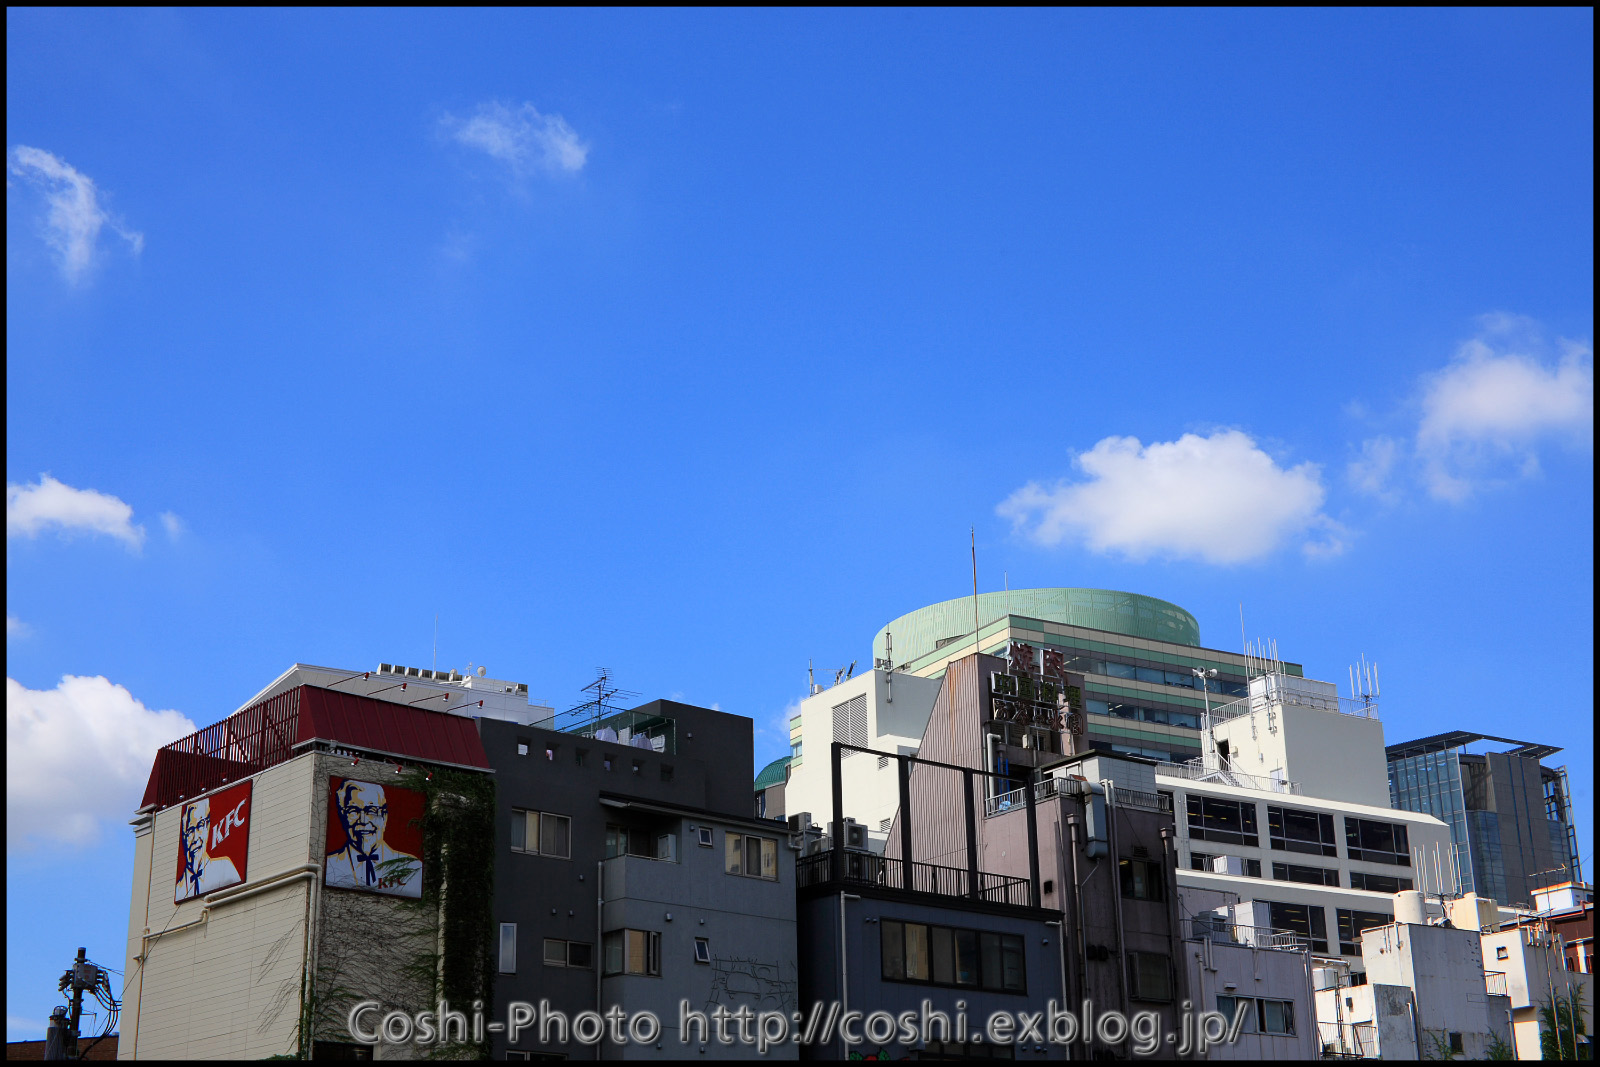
477 666 487 677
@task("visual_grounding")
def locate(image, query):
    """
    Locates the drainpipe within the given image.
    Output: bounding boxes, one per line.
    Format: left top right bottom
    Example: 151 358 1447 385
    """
1065 814 1089 1062
1159 827 1186 1056
1046 918 1067 1045
1102 780 1130 1053
596 860 604 1030
840 892 860 1060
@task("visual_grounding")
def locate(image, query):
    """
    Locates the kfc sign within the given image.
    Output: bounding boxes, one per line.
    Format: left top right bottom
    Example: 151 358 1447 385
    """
174 780 252 903
324 778 425 898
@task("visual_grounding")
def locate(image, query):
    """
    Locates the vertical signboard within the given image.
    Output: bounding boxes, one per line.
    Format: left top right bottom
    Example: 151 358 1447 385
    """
324 777 425 898
174 780 253 903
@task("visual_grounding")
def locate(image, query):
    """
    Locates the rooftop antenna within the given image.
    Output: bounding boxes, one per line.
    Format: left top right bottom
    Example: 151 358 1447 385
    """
1348 653 1380 710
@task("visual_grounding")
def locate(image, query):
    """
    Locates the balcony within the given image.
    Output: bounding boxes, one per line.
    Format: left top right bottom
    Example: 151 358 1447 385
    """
983 776 1174 819
1485 971 1509 996
797 851 1031 908
1154 758 1300 795
1186 916 1311 953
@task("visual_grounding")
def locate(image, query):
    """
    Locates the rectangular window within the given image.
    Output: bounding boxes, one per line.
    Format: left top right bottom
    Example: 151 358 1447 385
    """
1273 862 1340 887
1267 900 1329 954
1348 871 1413 894
1120 858 1166 901
1128 952 1173 1002
1187 797 1259 847
499 923 517 974
880 921 1023 992
1337 909 1391 955
1268 806 1338 857
512 810 571 858
725 833 778 880
1191 852 1215 871
1216 996 1257 1034
543 939 593 968
607 824 659 859
696 826 714 848
1258 999 1295 1035
1345 817 1410 866
694 938 711 964
602 929 661 976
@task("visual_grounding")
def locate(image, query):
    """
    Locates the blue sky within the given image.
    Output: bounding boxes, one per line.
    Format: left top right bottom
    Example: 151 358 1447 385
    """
6 9 1592 1040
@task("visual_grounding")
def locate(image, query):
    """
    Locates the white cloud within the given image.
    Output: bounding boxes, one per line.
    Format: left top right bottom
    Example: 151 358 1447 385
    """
6 616 30 639
160 511 185 540
997 430 1338 564
1348 435 1402 499
7 675 195 849
6 474 145 550
1416 320 1593 501
442 101 588 176
7 145 143 284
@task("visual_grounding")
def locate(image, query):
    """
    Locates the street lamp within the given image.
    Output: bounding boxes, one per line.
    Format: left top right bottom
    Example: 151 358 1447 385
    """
1192 667 1219 768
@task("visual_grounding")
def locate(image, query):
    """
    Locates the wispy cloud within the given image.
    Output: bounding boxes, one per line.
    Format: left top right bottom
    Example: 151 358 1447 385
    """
7 675 195 849
160 511 185 540
7 145 143 284
1414 317 1593 501
6 616 30 640
6 474 145 550
998 430 1341 563
440 101 589 177
1347 435 1403 501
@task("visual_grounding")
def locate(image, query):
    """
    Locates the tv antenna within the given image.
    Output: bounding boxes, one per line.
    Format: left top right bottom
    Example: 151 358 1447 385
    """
1349 654 1380 707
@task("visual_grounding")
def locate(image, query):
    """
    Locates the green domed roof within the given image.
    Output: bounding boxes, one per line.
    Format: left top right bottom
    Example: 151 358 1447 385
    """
754 756 791 790
873 588 1200 666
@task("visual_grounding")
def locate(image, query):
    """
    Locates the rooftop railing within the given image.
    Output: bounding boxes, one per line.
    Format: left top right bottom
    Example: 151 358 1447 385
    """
983 777 1176 818
1154 758 1300 794
1318 1022 1380 1059
1186 917 1311 952
1207 686 1379 725
796 851 1031 908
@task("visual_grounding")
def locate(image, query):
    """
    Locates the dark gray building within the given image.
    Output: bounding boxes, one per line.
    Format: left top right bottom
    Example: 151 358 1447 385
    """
481 699 798 1060
1386 732 1582 906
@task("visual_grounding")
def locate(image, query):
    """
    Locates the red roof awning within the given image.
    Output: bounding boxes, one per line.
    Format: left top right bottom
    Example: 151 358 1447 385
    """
141 684 490 811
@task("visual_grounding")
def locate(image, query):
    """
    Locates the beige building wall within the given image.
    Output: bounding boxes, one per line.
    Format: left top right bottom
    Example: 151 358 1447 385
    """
121 753 321 1060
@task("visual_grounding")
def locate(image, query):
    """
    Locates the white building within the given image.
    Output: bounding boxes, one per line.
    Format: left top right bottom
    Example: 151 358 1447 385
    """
1481 914 1595 1059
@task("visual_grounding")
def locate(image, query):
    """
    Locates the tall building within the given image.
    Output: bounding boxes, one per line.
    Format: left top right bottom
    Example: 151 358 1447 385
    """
122 662 796 1061
1386 732 1583 906
784 589 1456 979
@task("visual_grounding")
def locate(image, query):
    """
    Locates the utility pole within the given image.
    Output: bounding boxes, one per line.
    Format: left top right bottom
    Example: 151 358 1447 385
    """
50 946 109 1061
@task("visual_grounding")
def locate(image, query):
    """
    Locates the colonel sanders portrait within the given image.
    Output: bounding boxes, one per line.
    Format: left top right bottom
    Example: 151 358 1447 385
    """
325 780 421 895
176 795 242 902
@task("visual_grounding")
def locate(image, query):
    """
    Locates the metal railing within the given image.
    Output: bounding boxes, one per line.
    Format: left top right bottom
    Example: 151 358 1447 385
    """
1111 785 1172 813
1186 917 1310 952
1485 971 1509 996
142 688 303 810
983 777 1175 818
1154 758 1300 794
1206 684 1379 725
1318 1021 1379 1058
796 851 1032 907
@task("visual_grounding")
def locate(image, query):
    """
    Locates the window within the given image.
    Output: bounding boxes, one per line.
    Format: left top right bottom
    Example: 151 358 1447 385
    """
1496 945 1509 960
1194 853 1262 878
1268 806 1338 857
606 824 674 860
1448 1032 1464 1054
1216 996 1257 1034
511 810 571 858
1128 952 1172 1002
575 748 588 767
516 742 529 757
1120 858 1166 901
696 826 714 848
1187 797 1259 847
1349 871 1413 894
694 938 711 964
661 764 674 782
1337 910 1391 955
1273 862 1340 887
725 832 778 880
1266 901 1328 954
499 923 517 974
880 920 1024 993
545 745 556 761
1259 999 1295 1035
602 929 661 976
1344 817 1410 866
543 939 593 968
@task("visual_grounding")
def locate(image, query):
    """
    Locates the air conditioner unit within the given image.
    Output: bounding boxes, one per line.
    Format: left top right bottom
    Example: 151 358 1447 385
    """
787 813 812 834
1211 855 1246 876
844 819 868 851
